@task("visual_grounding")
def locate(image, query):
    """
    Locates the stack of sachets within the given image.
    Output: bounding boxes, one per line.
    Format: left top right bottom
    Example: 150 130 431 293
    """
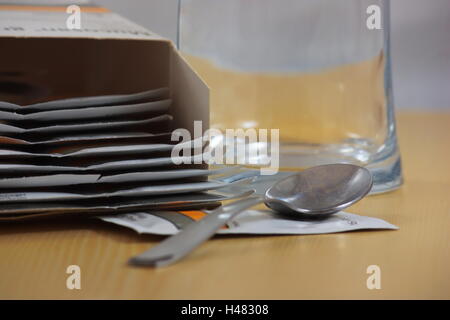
0 89 241 221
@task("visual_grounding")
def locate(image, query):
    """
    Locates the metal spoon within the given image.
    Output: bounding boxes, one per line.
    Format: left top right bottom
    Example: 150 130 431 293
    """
129 164 373 267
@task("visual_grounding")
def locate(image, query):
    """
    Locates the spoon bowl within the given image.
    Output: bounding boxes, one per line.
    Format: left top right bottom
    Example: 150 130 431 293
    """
265 164 373 218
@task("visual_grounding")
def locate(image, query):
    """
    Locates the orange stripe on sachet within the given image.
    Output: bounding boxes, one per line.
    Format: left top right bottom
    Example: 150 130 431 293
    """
178 210 229 229
178 210 207 221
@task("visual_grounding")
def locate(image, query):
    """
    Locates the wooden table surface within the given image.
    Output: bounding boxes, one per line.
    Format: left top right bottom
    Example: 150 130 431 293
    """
0 111 449 299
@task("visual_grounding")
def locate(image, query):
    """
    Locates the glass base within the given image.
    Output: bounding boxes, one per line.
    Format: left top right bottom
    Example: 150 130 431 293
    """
366 152 403 194
211 136 403 195
277 142 403 194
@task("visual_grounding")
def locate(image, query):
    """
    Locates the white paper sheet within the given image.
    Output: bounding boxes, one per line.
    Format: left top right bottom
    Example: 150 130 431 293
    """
99 210 398 236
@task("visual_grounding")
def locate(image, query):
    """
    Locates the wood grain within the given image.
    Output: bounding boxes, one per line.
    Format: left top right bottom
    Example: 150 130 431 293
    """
0 111 449 299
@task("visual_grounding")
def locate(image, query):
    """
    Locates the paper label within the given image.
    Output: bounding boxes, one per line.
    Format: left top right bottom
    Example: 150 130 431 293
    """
99 210 399 236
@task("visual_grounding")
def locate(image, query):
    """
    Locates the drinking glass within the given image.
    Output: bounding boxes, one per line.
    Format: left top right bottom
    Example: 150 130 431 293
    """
178 0 402 193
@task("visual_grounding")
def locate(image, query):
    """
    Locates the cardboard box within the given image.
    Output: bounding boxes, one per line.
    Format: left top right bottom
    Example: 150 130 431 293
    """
0 2 214 221
0 1 209 136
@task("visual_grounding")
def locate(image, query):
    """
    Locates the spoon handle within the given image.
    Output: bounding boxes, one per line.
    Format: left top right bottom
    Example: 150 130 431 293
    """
129 194 264 267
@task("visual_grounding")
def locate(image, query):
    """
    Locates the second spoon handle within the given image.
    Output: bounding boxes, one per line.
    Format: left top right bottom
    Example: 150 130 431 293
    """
129 193 264 267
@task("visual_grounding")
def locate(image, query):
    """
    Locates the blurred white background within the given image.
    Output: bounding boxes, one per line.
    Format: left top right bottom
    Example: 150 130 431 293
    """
97 0 450 110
